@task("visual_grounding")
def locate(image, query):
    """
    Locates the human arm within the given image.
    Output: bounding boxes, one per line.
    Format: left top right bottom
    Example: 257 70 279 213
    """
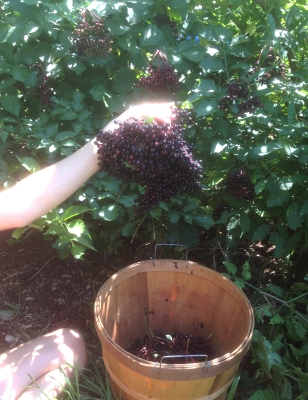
0 102 174 231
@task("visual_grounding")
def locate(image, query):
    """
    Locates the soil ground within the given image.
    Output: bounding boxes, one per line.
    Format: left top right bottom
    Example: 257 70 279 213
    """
0 228 131 377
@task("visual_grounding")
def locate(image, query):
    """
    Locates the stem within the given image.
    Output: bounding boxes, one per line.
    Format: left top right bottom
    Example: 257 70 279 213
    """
241 279 308 324
130 212 148 243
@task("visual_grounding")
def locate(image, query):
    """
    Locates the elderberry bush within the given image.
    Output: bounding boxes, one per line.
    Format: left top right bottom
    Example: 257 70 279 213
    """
226 168 255 200
71 10 112 58
95 108 202 214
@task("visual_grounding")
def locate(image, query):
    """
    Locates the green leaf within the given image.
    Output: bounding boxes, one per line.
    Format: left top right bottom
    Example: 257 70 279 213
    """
255 179 266 195
105 17 130 35
300 200 308 216
16 156 40 173
200 57 225 73
193 214 214 229
195 100 217 117
99 204 120 221
62 206 91 221
71 242 86 259
249 390 285 400
55 131 78 142
45 222 66 236
241 261 251 281
90 85 110 102
140 25 164 46
122 221 136 237
12 227 28 239
0 96 20 117
226 45 250 58
252 224 271 242
266 13 276 39
269 314 284 324
286 202 303 230
168 210 180 223
118 195 137 207
66 219 88 237
239 212 250 234
267 191 291 207
223 261 237 275
288 99 295 125
183 46 207 62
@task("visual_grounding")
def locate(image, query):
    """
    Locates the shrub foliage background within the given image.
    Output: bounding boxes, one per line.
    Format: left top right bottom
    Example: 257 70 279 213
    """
1 0 308 398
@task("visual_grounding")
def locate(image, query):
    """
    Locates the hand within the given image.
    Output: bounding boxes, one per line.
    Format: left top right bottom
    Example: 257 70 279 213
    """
103 102 175 131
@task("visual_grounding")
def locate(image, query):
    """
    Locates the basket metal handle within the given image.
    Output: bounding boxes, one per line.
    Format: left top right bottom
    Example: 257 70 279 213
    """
154 244 188 261
154 354 210 374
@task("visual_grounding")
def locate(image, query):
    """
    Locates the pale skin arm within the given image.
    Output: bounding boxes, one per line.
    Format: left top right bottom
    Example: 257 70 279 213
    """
0 102 174 231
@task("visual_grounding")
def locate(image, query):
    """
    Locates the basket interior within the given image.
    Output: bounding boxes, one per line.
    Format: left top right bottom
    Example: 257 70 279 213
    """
97 262 252 360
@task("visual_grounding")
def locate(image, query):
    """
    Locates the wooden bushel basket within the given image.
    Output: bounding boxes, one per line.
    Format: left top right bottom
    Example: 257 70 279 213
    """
94 258 254 400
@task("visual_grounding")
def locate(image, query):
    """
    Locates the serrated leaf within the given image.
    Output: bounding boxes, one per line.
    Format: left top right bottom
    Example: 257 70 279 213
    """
223 261 237 275
269 314 284 324
292 318 306 339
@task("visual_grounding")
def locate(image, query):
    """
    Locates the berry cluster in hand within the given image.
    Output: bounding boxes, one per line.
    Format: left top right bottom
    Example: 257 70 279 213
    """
136 51 180 94
155 13 178 37
72 10 112 58
32 63 54 106
95 108 202 214
226 168 255 200
219 78 263 115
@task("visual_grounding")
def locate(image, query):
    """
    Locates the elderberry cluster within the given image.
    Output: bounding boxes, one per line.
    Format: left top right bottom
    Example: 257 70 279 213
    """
226 169 255 200
95 108 202 214
71 10 112 58
213 201 230 221
136 52 180 94
32 63 54 106
219 78 263 115
247 48 286 84
127 331 214 363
